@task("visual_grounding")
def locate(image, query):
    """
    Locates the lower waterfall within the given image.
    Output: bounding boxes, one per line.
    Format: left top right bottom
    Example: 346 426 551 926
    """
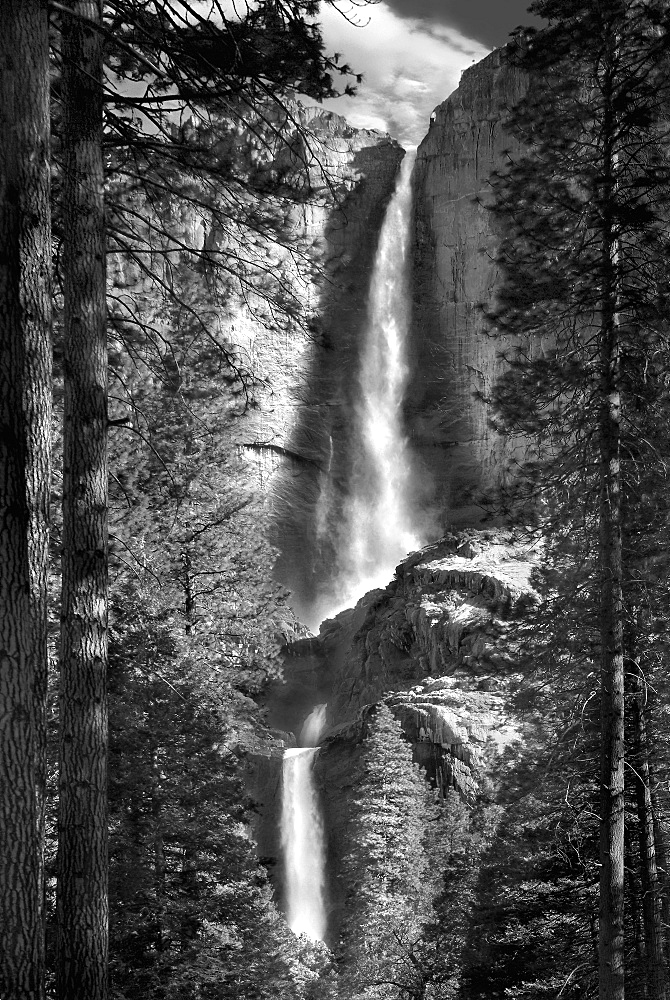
281 705 328 941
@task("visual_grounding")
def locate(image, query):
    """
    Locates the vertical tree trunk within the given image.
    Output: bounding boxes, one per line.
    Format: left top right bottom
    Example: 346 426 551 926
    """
56 3 109 999
624 823 645 996
598 274 626 1000
598 40 625 1000
631 682 667 1000
643 715 670 963
0 2 51 997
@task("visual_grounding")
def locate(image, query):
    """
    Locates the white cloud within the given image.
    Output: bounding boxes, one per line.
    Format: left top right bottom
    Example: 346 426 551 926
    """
316 2 490 145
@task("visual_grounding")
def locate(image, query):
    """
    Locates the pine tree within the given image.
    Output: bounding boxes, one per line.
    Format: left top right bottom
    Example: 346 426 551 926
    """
485 5 670 996
50 5 370 994
338 704 437 999
105 583 320 1000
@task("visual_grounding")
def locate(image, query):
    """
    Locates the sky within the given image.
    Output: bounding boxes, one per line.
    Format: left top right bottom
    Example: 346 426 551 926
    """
318 0 544 145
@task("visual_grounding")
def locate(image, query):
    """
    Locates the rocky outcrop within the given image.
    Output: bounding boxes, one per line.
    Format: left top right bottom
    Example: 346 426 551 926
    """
251 529 538 927
317 530 536 722
409 46 529 525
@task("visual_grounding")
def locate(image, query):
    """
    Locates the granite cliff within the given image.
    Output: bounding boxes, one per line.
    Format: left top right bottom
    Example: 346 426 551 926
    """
108 103 405 615
409 45 529 526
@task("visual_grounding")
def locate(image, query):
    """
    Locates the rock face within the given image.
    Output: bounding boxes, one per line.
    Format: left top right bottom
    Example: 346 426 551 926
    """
409 46 529 526
319 529 535 722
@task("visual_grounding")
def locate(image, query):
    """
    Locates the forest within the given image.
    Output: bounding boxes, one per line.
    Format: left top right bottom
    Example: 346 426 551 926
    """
3 1 670 1000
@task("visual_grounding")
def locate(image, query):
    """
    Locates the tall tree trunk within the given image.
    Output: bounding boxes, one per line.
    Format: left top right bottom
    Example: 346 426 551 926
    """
598 41 625 1000
56 4 109 999
631 680 668 1000
648 760 670 964
625 822 645 997
0 2 51 997
598 292 626 1000
643 714 670 962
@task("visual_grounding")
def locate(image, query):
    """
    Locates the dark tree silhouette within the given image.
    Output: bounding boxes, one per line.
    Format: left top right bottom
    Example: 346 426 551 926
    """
485 3 670 997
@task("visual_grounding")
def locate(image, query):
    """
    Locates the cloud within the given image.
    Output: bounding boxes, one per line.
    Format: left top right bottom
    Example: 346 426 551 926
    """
316 1 490 145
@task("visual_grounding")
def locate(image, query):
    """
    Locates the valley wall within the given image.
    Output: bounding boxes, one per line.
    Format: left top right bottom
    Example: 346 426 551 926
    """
409 44 529 526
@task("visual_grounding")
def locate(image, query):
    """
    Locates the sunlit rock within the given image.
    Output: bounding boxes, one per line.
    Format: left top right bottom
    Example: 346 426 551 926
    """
409 46 530 525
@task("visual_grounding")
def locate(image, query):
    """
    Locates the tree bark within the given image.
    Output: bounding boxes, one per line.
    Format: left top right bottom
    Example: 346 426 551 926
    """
631 683 668 1000
598 36 625 1000
56 3 109 999
624 822 645 995
598 376 626 1000
0 2 51 997
647 756 670 967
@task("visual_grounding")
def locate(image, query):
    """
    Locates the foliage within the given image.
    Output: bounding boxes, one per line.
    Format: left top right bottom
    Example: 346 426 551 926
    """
105 583 324 1000
106 246 299 698
413 787 500 1000
43 2 356 993
458 740 598 1000
483 5 670 994
49 0 376 399
337 704 439 1000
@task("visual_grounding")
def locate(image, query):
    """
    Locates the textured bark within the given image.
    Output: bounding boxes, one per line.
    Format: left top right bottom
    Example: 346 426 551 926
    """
647 738 670 966
631 687 668 1000
0 2 51 997
56 4 109 999
624 825 645 980
598 283 626 1000
598 42 625 1000
598 320 626 1000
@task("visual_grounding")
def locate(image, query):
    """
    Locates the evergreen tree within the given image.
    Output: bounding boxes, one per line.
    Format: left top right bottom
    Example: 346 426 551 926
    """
414 787 499 1000
105 583 324 1000
459 735 598 1000
338 704 437 1000
485 5 670 996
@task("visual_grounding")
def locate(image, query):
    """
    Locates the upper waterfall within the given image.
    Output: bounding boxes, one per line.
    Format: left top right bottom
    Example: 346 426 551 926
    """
310 150 427 627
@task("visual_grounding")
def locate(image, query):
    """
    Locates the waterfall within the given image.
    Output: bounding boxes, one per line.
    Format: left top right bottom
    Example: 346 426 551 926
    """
312 149 426 626
300 703 327 747
281 706 328 941
280 153 424 940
